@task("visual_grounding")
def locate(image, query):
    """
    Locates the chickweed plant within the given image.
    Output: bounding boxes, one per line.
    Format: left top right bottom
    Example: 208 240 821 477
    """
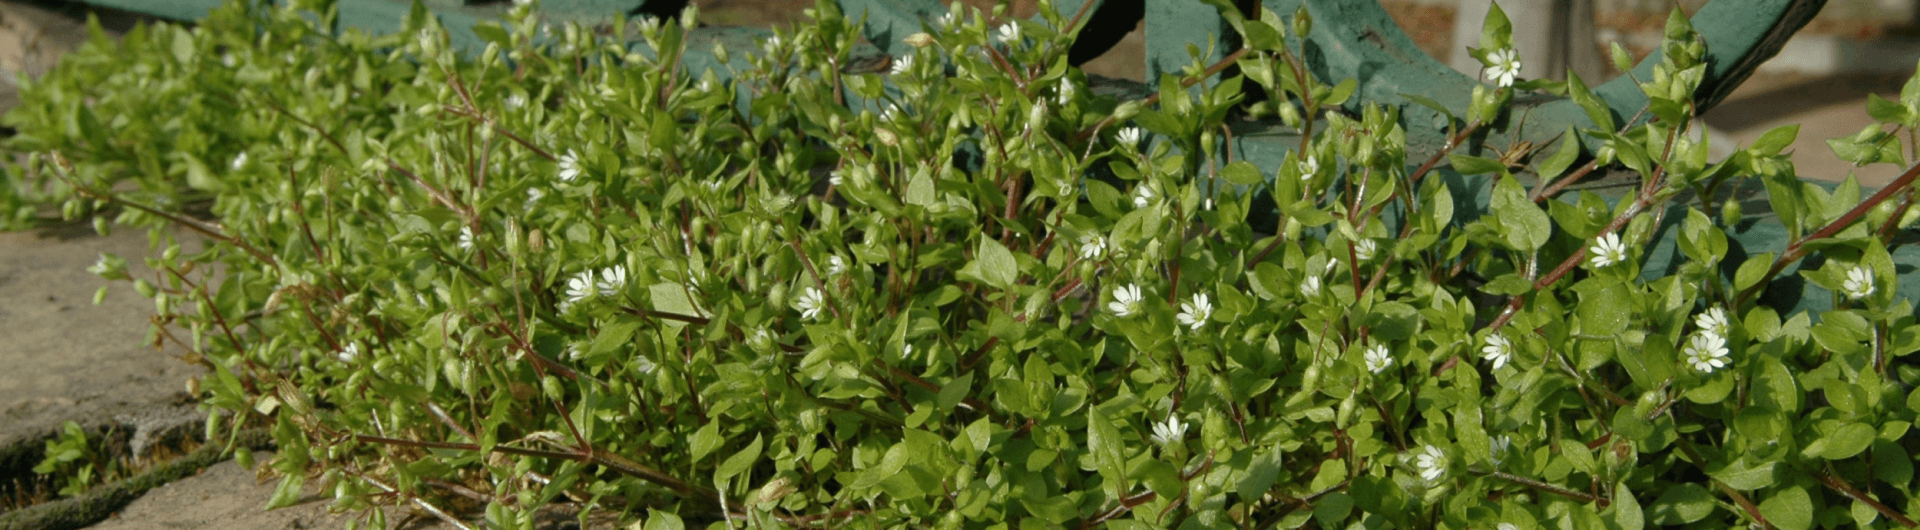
9 0 1920 528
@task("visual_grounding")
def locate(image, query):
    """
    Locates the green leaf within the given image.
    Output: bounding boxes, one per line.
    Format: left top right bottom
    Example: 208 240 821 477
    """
690 421 722 462
1222 161 1265 186
1491 174 1551 250
643 509 686 530
1480 272 1535 295
472 22 511 47
1567 72 1614 132
1711 460 1778 491
1813 423 1876 460
1759 485 1814 530
1609 42 1634 73
1324 78 1359 106
266 473 304 510
938 373 973 410
1448 154 1505 176
1313 492 1354 527
1868 93 1909 124
1876 441 1913 484
1734 253 1776 292
904 166 936 206
1572 277 1631 337
1751 124 1799 156
959 238 1018 289
589 320 641 357
1611 481 1644 530
1752 356 1802 414
1240 20 1283 51
1087 404 1128 499
1477 2 1511 51
650 282 707 319
1535 127 1582 180
1236 444 1283 501
1648 483 1716 524
715 434 763 484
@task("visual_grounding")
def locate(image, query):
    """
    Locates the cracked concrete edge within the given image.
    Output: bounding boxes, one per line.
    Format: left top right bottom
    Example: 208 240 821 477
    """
0 428 268 530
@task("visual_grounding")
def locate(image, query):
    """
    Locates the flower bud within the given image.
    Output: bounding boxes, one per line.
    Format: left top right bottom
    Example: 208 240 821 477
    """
768 282 788 311
1278 102 1303 129
1111 100 1143 122
904 32 935 48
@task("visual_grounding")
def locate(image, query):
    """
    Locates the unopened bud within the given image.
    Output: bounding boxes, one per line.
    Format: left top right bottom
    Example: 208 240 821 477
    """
904 32 935 48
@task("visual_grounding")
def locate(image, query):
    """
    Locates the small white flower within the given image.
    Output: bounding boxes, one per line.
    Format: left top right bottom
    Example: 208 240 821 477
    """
1481 334 1513 370
525 188 545 212
698 78 716 93
1116 126 1144 147
565 344 584 360
635 355 657 374
1056 78 1076 106
457 227 475 252
795 286 825 320
827 255 848 277
597 265 628 297
934 12 956 29
903 344 914 359
1684 332 1730 373
829 171 844 187
336 342 361 363
1414 445 1447 481
1079 234 1107 261
764 35 784 54
505 93 526 109
1365 343 1393 373
1353 239 1377 261
1298 155 1319 180
1150 414 1188 448
890 54 914 75
221 53 237 67
230 152 248 171
564 270 597 308
1483 47 1522 87
995 22 1021 44
1176 293 1213 330
1589 232 1628 268
1497 524 1519 530
1844 265 1876 300
1132 185 1155 208
1490 435 1512 465
1108 284 1143 317
1694 307 1730 337
1300 276 1322 298
558 149 583 182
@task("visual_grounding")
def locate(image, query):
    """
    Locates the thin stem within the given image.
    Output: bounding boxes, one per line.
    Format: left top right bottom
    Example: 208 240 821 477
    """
1071 48 1252 145
1480 469 1608 506
1807 463 1917 527
1734 160 1920 307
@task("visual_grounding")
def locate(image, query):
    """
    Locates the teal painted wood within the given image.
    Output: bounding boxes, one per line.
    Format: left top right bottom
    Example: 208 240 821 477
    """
1128 0 1826 170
